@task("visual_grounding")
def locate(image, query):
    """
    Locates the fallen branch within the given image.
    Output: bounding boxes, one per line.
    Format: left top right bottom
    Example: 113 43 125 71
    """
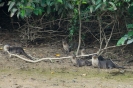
5 44 128 63
7 52 97 63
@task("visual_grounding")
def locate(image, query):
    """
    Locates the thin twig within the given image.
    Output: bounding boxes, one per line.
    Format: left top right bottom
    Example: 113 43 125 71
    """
99 21 115 55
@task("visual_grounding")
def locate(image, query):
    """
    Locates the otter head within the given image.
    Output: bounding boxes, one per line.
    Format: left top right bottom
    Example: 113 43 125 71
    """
81 48 85 55
71 53 76 59
92 54 98 59
62 40 67 45
3 45 10 52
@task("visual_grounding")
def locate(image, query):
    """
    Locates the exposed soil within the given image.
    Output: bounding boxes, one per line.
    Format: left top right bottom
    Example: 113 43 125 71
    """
0 41 133 88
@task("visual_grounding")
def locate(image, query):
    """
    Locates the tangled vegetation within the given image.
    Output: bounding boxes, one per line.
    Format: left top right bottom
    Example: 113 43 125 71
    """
0 0 133 50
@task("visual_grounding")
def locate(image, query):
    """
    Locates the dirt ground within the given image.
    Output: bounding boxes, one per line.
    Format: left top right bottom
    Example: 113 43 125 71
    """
0 42 133 88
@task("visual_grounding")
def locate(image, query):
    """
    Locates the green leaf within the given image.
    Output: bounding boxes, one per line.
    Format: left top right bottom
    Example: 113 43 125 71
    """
90 6 93 13
24 6 34 10
20 9 26 18
109 2 117 10
82 1 87 4
131 2 133 6
127 30 133 37
31 3 35 8
92 0 95 5
103 0 106 2
124 0 130 2
107 7 114 11
7 1 11 5
8 1 15 12
74 9 78 14
40 0 46 7
10 12 15 17
50 1 54 6
57 0 62 3
127 39 133 44
70 29 74 36
96 0 101 5
117 35 128 46
10 8 18 17
17 12 20 18
33 7 43 15
46 0 50 6
33 9 39 15
67 3 73 9
95 3 101 11
38 8 44 15
126 24 133 29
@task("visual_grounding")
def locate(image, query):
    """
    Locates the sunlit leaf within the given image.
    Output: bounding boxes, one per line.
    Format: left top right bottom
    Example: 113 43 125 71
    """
74 9 78 14
103 0 106 2
109 2 117 10
10 8 17 17
90 6 93 13
68 3 73 9
7 1 11 5
127 39 133 44
46 0 50 6
95 3 101 10
57 0 62 3
92 0 95 5
10 12 15 17
82 1 87 4
20 9 25 18
17 12 20 18
8 1 15 12
12 8 17 12
117 35 128 46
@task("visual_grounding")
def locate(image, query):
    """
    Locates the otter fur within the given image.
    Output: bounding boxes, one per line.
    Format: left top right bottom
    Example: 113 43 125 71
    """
4 45 34 60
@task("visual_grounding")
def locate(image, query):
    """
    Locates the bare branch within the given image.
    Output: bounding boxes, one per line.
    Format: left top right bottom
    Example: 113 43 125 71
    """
7 52 97 63
76 0 82 55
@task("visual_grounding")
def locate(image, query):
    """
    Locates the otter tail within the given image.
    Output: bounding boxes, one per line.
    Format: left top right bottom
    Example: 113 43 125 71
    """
23 52 34 60
107 59 125 69
127 60 133 63
115 65 125 69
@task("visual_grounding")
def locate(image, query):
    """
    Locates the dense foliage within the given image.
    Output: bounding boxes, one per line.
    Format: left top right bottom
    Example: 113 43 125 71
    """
1 0 133 46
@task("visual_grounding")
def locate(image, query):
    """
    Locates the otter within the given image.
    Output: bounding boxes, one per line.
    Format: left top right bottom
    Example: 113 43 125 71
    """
92 54 124 69
127 60 133 63
81 48 86 59
81 48 86 56
4 45 34 60
80 48 91 59
92 54 100 68
62 40 70 55
71 54 92 67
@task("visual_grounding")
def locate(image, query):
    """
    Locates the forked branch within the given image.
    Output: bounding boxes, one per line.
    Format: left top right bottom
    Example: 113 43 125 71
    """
7 53 96 63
